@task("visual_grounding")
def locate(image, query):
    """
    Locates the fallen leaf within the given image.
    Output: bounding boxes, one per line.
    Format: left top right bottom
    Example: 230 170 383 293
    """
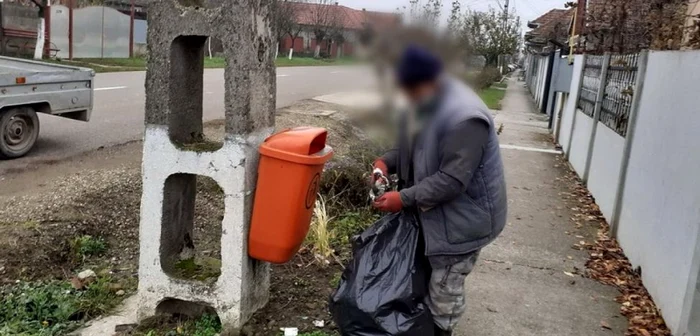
70 277 84 290
565 170 671 336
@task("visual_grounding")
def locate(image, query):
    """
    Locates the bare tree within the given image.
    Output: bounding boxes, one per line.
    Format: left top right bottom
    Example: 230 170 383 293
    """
406 0 443 27
29 0 47 59
446 1 462 36
308 0 342 58
332 31 347 58
272 0 294 54
273 1 306 56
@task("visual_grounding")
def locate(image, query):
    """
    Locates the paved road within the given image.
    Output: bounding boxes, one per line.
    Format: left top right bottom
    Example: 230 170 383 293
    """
0 65 373 171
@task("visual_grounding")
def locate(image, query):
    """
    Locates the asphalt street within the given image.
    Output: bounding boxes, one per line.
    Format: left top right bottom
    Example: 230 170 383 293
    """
0 65 373 171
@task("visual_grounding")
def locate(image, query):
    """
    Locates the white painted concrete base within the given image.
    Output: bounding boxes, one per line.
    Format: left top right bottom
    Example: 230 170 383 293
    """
75 296 138 336
137 125 273 334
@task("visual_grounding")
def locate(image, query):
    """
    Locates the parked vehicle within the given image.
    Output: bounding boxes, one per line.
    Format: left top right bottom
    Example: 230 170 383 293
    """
0 56 94 159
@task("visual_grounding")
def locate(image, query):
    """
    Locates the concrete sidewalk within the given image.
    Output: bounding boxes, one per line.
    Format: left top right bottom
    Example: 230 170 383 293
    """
454 77 627 335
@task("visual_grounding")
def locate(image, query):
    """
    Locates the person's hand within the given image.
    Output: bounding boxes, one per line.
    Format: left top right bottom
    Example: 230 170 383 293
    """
368 159 389 186
372 159 388 180
373 191 403 213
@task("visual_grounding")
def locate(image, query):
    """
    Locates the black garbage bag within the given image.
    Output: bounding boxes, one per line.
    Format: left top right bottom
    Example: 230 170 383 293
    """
330 211 434 336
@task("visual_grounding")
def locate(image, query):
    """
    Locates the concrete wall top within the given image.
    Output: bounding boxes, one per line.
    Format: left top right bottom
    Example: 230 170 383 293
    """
616 50 700 334
145 0 276 138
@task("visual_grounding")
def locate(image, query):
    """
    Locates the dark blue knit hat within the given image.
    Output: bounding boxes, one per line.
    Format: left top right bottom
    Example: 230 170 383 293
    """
397 45 443 88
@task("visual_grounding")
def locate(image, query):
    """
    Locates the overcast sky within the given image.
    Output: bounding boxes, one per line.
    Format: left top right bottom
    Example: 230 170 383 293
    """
342 0 567 33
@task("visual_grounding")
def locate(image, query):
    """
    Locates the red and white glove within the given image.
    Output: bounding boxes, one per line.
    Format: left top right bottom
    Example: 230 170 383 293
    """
373 191 403 213
372 159 388 181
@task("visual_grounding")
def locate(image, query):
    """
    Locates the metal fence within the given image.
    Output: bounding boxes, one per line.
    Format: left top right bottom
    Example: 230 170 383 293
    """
50 4 145 59
577 55 604 117
576 52 642 137
600 54 640 137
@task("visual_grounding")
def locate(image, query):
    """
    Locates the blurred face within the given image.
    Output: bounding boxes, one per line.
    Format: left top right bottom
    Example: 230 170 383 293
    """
401 81 439 107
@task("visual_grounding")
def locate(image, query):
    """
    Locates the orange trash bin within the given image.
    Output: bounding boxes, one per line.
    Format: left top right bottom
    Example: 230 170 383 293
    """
249 127 334 264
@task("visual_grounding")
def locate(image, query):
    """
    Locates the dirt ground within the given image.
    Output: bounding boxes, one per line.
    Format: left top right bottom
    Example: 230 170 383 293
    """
0 100 377 335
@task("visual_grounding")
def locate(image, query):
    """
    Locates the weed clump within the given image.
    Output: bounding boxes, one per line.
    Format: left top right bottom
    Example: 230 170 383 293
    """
71 235 107 260
0 277 123 335
138 313 221 336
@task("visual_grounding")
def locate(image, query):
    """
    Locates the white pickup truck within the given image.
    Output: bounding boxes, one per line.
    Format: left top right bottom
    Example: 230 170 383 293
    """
0 56 95 159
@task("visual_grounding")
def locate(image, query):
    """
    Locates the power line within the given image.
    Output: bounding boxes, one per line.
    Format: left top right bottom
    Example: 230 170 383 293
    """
519 0 541 16
493 0 504 11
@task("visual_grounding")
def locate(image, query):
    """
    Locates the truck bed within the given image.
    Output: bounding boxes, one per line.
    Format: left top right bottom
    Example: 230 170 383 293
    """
0 56 94 84
0 56 95 121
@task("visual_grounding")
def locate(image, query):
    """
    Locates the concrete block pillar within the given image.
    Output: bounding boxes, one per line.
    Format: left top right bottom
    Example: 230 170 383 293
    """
137 1 276 334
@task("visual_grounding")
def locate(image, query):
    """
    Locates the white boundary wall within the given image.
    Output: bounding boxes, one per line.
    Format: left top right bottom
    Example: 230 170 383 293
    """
586 124 624 220
567 109 593 175
558 55 584 152
615 50 700 335
557 50 700 335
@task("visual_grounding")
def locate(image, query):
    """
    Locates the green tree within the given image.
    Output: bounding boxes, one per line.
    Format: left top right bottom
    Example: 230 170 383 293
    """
460 7 521 66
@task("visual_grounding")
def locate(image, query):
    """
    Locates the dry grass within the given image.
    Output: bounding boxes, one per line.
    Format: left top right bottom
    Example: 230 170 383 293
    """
308 195 336 266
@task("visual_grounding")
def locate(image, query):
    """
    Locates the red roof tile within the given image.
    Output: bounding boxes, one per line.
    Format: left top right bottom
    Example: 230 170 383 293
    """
287 2 399 31
530 8 574 37
531 8 570 26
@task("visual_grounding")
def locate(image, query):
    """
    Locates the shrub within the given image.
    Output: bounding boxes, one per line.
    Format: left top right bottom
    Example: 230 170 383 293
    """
319 146 382 217
467 67 503 91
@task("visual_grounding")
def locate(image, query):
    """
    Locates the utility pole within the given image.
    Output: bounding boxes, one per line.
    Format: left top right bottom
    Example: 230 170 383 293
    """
500 0 510 72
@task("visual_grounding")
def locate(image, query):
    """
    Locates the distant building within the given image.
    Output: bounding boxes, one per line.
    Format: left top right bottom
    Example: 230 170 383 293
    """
524 8 574 54
279 2 400 58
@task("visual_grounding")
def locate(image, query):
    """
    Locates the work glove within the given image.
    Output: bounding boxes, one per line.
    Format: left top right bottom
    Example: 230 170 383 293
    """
372 159 388 182
373 191 403 213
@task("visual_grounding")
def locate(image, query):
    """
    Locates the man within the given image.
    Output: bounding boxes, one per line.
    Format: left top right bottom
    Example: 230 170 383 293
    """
372 45 508 336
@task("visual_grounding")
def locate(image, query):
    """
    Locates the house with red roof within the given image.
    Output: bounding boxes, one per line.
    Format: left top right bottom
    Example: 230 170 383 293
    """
524 8 575 53
279 1 400 58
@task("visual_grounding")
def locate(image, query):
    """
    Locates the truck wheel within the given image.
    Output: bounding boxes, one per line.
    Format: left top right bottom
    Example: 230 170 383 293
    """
0 107 40 159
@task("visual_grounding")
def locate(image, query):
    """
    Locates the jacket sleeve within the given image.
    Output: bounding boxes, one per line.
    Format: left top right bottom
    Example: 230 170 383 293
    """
400 118 489 209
